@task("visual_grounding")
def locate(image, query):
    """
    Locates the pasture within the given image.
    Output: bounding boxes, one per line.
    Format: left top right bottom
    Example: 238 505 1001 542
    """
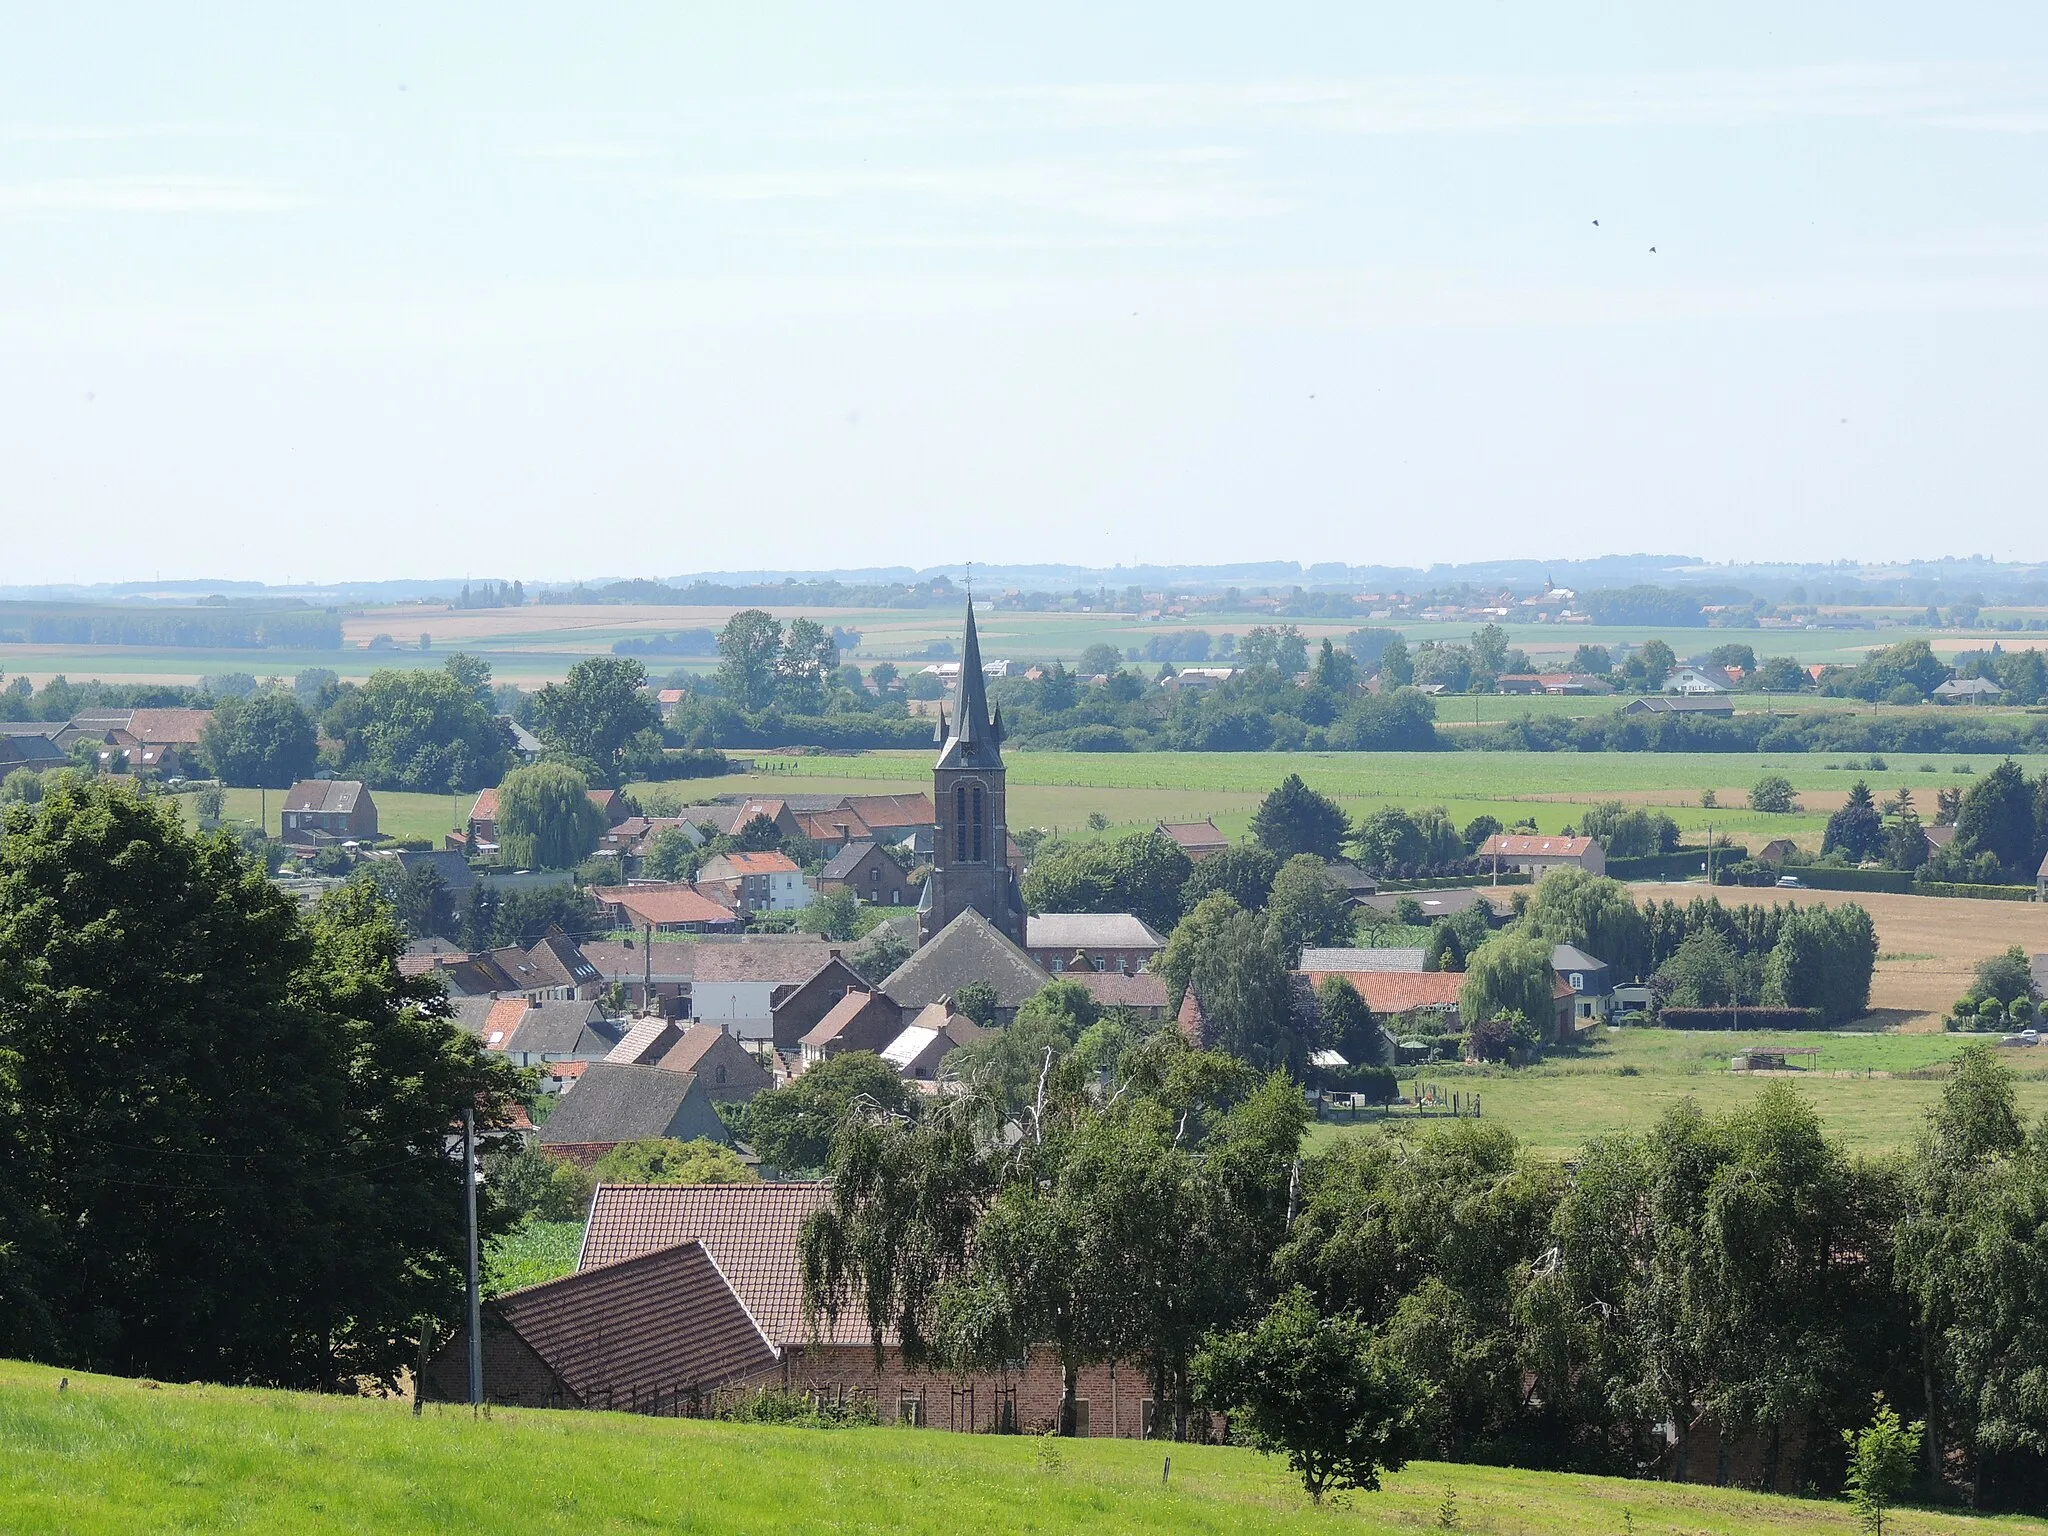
4 1358 2040 1536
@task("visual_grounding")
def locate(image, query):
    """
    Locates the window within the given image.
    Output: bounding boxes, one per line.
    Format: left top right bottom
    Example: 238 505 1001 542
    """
715 1064 727 1084
954 785 968 861
970 786 984 862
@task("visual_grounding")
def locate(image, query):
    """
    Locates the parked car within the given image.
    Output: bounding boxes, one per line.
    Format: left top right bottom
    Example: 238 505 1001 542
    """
1775 875 1805 888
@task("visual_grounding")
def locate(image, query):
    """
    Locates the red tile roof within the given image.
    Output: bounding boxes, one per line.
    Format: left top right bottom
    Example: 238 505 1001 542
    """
1304 970 1466 1015
580 1183 869 1346
480 997 529 1049
1478 835 1597 858
604 885 737 928
836 793 934 831
1065 970 1170 1010
126 708 213 745
715 851 800 876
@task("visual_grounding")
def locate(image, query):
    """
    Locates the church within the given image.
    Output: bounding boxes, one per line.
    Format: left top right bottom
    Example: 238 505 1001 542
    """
916 601 1028 948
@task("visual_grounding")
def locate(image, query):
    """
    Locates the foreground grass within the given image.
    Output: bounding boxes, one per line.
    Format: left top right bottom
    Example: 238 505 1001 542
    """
5 1360 2042 1536
1311 1029 2048 1159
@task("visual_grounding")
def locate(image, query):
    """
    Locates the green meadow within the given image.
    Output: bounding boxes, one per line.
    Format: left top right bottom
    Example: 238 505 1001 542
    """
5 1359 2040 1536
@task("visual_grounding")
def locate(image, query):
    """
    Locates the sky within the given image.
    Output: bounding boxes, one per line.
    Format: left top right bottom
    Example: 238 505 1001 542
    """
4 4 2047 585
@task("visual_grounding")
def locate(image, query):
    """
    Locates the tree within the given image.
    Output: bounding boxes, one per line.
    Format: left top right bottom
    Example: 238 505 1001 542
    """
485 1142 597 1223
641 824 703 882
1460 933 1557 1041
1824 781 1886 864
849 925 913 987
953 981 1000 1027
1633 638 1676 688
1315 975 1383 1067
199 692 319 788
1954 759 2036 876
743 1052 913 1176
1842 1396 1924 1535
1252 774 1350 861
716 609 783 711
1265 854 1353 963
1311 639 1357 693
1751 773 1799 815
320 668 509 792
443 653 494 708
1754 655 1810 692
1570 644 1613 677
1521 870 1651 981
389 861 457 941
1970 945 2038 1007
1423 920 1466 974
1020 830 1191 936
1180 843 1280 913
593 1138 755 1185
1763 903 1878 1025
496 761 606 869
1187 900 1310 1074
1655 930 1742 1007
1378 636 1414 689
1461 815 1503 853
528 656 660 787
798 885 860 941
1193 1286 1424 1502
1351 804 1461 875
776 617 840 713
0 782 524 1387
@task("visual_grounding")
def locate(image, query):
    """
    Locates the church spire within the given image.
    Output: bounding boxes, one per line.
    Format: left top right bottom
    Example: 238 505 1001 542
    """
953 599 993 746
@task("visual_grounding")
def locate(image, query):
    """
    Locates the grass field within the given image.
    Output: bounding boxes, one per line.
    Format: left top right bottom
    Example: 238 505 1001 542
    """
163 786 469 845
1314 1027 2048 1160
6 1359 2041 1535
700 748 2048 852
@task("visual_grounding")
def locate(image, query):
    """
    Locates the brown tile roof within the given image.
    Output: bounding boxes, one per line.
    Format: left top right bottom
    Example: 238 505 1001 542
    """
469 788 500 821
581 1183 867 1346
1304 970 1465 1015
799 989 903 1051
126 708 213 745
283 779 366 815
604 885 737 928
479 997 528 1049
580 941 700 983
837 793 934 832
691 942 839 984
793 808 873 844
496 1240 779 1400
1156 820 1227 851
1478 834 1597 858
657 1023 747 1075
711 851 800 876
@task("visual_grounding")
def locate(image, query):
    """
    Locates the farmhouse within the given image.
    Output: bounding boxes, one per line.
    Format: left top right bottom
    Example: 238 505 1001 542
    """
817 841 913 907
280 779 377 844
1933 677 2005 705
536 1062 732 1162
478 997 624 1067
580 939 697 1014
1024 912 1165 975
1620 695 1734 718
764 952 873 1052
1062 969 1171 1017
1478 834 1607 878
0 726 66 768
1662 667 1730 695
605 1020 771 1103
595 883 740 934
1154 819 1229 860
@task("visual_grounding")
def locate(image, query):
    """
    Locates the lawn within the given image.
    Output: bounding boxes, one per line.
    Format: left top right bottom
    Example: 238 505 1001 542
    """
1311 1028 2048 1160
164 786 471 844
4 1359 2039 1536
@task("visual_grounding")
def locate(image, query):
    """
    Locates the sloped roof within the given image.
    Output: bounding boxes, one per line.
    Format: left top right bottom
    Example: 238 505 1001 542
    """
1156 820 1227 850
477 997 530 1049
283 779 366 815
820 841 882 880
1299 947 1426 973
1064 970 1171 1010
505 932 603 990
1025 913 1165 951
503 1002 622 1059
1549 943 1609 973
1305 970 1465 1014
658 1023 757 1076
1480 835 1596 858
126 708 213 745
580 941 700 984
837 793 935 831
539 1063 705 1146
580 1182 868 1346
606 884 736 928
881 908 1051 1009
794 808 873 844
798 989 902 1051
494 1240 779 1399
692 942 838 984
605 1016 681 1066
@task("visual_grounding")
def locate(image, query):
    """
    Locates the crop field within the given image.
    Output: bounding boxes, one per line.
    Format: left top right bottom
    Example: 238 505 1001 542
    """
6 597 2046 688
1315 1027 2048 1160
697 748 2048 852
5 1359 2040 1536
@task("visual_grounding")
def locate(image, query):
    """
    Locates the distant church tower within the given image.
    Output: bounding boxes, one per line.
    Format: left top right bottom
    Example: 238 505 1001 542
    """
918 601 1026 946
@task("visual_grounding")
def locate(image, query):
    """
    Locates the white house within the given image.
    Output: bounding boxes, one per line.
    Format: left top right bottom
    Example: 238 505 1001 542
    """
687 942 843 1043
695 851 813 915
1663 667 1731 695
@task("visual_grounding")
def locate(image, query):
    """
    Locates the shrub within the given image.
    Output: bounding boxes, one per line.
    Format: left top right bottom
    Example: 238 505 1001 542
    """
719 1388 881 1428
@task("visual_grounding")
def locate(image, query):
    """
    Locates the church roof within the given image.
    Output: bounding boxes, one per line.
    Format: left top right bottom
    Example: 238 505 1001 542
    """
882 908 1050 1010
935 602 1005 771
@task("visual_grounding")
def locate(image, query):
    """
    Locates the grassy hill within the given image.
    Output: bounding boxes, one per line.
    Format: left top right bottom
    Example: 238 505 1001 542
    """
4 1360 2041 1535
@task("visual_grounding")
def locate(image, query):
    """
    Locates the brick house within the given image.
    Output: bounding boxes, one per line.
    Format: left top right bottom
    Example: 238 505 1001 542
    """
1024 913 1165 976
580 939 698 1015
595 883 742 934
793 807 874 851
606 1019 772 1103
536 1062 733 1163
798 988 906 1067
687 943 846 1044
280 779 378 843
765 953 872 1052
1154 820 1229 861
817 841 913 908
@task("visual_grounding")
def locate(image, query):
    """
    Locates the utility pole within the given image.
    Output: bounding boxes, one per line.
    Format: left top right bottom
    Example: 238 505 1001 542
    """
464 1107 482 1410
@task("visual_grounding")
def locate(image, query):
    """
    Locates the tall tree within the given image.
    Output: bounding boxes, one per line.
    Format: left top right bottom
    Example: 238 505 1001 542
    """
1521 870 1651 980
320 669 509 792
1460 933 1558 1037
775 617 840 714
1251 773 1351 861
1179 843 1280 913
495 760 605 869
1954 759 2037 876
1265 853 1354 963
528 656 660 787
1824 780 1886 864
716 609 783 712
198 691 319 788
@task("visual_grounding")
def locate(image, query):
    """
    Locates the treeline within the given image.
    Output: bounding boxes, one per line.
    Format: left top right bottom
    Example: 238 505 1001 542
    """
1471 708 2048 756
542 577 961 609
9 606 343 649
1643 894 1877 1022
798 998 2048 1512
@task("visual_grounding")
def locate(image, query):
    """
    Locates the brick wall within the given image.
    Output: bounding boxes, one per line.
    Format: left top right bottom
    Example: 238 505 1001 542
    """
419 1317 573 1408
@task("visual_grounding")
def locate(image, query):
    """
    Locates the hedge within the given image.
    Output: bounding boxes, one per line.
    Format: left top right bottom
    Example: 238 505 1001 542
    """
1658 1006 1826 1031
1377 872 1532 892
1607 846 1749 882
1777 866 1917 894
634 748 736 781
1917 881 2040 903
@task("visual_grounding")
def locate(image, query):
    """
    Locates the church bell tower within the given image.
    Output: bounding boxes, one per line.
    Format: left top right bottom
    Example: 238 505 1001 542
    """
919 600 1025 945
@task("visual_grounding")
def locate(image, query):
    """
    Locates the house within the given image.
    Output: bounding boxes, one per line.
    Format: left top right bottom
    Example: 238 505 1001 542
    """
481 997 625 1067
606 1019 772 1103
1062 969 1171 1018
1311 970 1466 1032
1493 674 1545 694
1540 673 1613 696
375 847 476 896
817 842 913 908
695 851 812 915
1478 834 1607 878
690 942 845 1043
836 793 936 842
1925 825 1958 855
280 780 377 844
1755 838 1799 868
655 687 688 721
879 1003 991 1082
0 726 66 769
56 707 213 776
1359 887 1509 924
1933 677 2005 705
2031 950 2047 992
581 939 699 1015
1663 668 1730 696
552 1183 1153 1434
497 930 606 1000
417 1238 781 1411
1024 913 1165 976
596 883 742 934
792 807 873 850
498 715 544 761
799 988 907 1067
1551 944 1615 1027
1322 861 1381 905
881 909 1052 1022
766 953 873 1053
466 784 623 854
536 1061 732 1161
726 798 807 842
1620 695 1734 718
1299 947 1426 974
1155 820 1229 861
1157 667 1238 692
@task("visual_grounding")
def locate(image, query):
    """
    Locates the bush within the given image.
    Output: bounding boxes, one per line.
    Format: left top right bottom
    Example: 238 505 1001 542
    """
1658 1006 1825 1030
1750 773 1799 814
718 1387 881 1428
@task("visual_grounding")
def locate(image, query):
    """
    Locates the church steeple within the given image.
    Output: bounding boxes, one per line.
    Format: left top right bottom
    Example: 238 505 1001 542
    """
921 597 1023 946
935 600 1003 770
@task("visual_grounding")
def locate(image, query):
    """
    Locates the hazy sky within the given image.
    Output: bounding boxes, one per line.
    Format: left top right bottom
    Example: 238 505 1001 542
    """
5 4 2047 584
